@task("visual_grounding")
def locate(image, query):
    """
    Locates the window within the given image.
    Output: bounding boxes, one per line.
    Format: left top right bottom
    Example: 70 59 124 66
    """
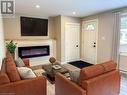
84 24 95 31
120 14 127 53
120 15 127 44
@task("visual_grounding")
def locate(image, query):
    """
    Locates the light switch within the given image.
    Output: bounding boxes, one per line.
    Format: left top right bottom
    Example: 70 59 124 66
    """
102 36 105 40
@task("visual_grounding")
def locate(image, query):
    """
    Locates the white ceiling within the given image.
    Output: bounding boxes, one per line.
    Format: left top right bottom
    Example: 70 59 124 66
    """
15 0 127 18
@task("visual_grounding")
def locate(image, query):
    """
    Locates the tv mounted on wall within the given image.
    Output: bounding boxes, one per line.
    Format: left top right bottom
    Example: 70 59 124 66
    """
20 16 48 36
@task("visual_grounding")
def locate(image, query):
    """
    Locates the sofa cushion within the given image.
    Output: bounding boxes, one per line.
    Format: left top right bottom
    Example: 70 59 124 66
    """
100 60 116 73
15 57 25 67
17 67 36 79
0 72 10 85
22 58 30 67
80 64 104 82
6 52 21 82
69 70 80 84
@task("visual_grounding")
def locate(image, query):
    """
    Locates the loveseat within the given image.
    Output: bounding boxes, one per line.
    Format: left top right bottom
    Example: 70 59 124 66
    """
55 61 121 95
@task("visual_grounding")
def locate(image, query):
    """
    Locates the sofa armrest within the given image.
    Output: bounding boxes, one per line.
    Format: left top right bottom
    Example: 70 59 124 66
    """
55 73 86 95
0 82 15 94
81 70 120 95
0 76 47 95
14 76 47 95
23 58 30 67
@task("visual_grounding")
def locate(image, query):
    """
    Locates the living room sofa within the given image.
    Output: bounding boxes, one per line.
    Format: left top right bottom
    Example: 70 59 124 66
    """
55 61 121 95
0 52 47 95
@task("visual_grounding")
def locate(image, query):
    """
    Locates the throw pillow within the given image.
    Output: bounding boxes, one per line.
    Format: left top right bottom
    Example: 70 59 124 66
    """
69 70 80 84
17 67 36 79
15 57 25 67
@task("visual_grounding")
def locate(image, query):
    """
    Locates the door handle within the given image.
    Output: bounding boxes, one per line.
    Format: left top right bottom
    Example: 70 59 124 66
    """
76 45 79 47
93 45 96 47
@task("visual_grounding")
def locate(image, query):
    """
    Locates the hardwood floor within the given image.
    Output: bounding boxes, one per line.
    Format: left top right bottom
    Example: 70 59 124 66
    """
120 74 127 95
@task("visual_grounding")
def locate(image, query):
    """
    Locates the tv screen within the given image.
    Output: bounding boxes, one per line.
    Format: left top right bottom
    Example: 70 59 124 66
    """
20 16 48 36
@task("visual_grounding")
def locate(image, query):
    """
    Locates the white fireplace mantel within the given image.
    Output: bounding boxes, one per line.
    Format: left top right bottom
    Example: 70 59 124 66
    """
5 39 56 66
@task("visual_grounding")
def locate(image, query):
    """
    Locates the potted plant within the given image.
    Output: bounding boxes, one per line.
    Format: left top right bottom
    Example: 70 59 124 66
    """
6 40 17 58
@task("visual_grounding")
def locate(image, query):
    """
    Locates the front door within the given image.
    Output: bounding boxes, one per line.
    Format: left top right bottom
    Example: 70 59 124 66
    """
82 19 98 64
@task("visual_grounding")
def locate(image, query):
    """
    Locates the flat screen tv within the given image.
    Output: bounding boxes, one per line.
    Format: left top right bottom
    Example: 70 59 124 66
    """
20 16 48 36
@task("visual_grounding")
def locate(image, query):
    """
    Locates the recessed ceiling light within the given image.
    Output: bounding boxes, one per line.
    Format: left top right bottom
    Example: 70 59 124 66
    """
35 5 40 8
73 12 76 15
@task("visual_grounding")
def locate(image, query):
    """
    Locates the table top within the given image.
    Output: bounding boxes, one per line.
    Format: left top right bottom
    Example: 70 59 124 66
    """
42 63 68 77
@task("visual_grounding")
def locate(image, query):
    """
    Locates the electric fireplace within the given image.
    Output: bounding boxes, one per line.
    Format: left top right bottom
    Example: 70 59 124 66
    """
18 45 50 58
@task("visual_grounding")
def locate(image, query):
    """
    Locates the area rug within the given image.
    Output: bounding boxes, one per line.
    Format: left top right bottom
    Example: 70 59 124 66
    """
68 60 93 69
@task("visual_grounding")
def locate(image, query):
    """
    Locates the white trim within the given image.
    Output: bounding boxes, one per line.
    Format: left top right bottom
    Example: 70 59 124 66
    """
82 19 98 23
65 22 80 26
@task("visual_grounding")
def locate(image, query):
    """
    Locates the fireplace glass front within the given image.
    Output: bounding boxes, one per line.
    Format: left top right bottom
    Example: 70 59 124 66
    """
18 46 50 58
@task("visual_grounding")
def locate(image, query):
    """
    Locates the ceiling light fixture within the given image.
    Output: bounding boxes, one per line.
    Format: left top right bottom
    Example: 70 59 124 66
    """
73 12 76 15
35 5 40 8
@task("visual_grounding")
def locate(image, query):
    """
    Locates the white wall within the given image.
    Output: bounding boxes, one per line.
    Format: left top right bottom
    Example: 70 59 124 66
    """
0 15 5 69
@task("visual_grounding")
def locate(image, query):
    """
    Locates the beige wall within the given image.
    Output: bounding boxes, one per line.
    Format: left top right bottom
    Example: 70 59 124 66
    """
3 14 55 40
82 12 114 63
54 16 61 62
0 15 5 69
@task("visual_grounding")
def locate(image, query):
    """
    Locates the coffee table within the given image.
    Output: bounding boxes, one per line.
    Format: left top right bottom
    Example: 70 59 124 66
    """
42 63 69 83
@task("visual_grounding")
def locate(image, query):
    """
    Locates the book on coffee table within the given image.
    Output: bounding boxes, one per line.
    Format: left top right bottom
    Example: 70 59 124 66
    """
52 65 62 70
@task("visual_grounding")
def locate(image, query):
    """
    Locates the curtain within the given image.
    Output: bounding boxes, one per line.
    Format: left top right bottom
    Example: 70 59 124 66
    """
112 12 121 65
